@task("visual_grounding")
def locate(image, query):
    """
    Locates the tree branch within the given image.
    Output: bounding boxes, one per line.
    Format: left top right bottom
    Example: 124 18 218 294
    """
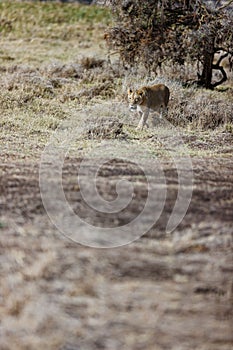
214 47 229 53
211 64 228 88
217 0 233 11
215 52 229 66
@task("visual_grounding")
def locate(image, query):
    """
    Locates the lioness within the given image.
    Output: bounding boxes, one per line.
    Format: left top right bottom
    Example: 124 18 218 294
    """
127 84 170 129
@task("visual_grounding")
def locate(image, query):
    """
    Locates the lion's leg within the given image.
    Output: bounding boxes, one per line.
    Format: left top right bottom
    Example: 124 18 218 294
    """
143 110 150 128
151 110 161 126
137 108 150 130
160 105 168 119
136 110 143 129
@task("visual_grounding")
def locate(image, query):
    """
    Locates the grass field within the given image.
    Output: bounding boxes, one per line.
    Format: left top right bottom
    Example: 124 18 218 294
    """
0 2 233 349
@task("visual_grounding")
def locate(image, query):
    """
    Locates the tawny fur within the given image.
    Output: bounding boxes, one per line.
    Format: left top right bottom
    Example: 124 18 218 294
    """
127 84 170 129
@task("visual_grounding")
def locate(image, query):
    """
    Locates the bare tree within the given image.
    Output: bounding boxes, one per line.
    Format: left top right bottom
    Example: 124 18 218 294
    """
105 0 233 88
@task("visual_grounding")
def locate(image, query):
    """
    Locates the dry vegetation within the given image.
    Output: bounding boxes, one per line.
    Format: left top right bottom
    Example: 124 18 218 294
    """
0 2 233 350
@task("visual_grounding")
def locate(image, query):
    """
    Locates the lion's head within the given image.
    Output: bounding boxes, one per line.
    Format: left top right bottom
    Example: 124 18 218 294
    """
127 88 146 110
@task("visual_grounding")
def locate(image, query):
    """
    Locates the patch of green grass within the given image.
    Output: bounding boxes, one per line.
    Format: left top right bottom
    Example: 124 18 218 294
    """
0 1 112 38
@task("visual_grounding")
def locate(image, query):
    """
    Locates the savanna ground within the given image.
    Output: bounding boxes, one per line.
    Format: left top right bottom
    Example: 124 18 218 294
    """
0 2 233 349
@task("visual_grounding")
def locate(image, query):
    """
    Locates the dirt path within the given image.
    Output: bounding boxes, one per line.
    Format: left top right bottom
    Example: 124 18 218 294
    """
0 135 232 349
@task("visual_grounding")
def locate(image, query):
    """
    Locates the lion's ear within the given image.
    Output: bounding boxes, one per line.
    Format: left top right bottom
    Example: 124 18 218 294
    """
139 88 147 96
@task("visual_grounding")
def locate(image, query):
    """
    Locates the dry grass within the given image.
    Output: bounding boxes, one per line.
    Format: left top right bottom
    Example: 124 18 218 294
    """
0 55 232 160
167 83 233 129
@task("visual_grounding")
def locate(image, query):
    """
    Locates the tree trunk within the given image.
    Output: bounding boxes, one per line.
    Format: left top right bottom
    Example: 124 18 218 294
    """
199 36 215 89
